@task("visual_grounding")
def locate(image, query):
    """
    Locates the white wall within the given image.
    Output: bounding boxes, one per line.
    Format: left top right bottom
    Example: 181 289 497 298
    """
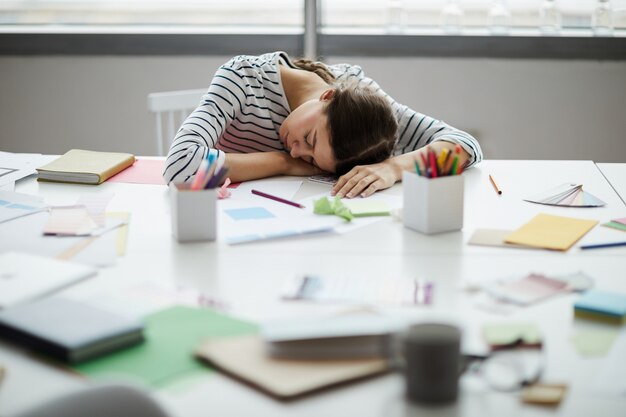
1 55 625 162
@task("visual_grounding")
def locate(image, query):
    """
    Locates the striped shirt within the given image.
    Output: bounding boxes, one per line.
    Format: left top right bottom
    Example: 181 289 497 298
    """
163 51 482 184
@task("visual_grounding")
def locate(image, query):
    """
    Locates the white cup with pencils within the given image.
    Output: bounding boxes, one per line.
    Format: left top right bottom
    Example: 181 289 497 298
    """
169 150 227 242
403 146 464 235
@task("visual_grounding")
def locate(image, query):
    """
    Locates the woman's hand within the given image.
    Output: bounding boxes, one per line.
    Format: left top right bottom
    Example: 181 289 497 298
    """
331 161 400 198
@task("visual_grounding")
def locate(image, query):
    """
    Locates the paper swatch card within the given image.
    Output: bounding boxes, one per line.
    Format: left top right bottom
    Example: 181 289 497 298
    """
505 213 598 251
484 273 569 305
524 183 605 207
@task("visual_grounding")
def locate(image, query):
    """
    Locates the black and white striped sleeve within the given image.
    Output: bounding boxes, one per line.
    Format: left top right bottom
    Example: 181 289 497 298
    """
393 104 483 167
163 65 247 184
346 69 483 167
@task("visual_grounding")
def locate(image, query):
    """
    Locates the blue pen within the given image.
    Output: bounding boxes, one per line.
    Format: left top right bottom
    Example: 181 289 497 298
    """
580 241 626 250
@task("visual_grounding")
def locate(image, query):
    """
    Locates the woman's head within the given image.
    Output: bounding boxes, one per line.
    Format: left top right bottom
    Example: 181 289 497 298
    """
280 82 398 175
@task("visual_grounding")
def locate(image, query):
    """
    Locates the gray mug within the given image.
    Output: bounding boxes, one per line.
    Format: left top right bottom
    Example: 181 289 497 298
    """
403 323 461 404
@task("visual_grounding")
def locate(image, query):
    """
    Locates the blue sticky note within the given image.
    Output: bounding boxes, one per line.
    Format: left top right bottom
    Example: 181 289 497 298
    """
225 207 274 221
575 289 626 318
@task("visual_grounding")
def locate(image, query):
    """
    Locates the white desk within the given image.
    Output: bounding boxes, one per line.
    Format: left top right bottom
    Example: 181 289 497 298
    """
1 160 626 417
597 163 626 205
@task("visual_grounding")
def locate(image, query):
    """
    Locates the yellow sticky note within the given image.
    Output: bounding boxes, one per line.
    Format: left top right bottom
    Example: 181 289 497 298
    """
505 213 598 251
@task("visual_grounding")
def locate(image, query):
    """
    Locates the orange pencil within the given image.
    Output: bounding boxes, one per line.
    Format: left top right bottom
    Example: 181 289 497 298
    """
489 174 502 195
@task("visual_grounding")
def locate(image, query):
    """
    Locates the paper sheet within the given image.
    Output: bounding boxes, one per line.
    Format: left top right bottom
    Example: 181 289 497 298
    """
0 191 46 224
107 159 166 185
592 328 626 396
0 152 45 187
505 213 598 251
75 306 256 388
571 330 619 356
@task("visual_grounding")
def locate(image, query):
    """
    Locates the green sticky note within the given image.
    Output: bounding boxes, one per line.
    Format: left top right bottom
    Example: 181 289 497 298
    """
603 221 626 232
313 196 334 215
571 330 619 356
483 323 542 347
75 306 256 388
313 196 353 221
343 200 391 217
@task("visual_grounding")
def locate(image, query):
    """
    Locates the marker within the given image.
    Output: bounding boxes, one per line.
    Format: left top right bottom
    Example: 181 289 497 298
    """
414 159 422 176
489 174 502 195
428 149 438 178
251 189 305 209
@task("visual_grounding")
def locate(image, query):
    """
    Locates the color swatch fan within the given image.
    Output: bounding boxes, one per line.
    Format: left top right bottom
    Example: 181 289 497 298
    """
524 183 605 207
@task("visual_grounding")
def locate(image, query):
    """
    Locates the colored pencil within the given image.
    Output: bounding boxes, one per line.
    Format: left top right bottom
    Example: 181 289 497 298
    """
489 174 502 195
251 189 305 209
580 241 626 250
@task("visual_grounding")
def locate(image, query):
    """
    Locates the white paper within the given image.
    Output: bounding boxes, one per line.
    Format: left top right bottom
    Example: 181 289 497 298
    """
0 251 97 309
0 152 45 187
0 191 47 224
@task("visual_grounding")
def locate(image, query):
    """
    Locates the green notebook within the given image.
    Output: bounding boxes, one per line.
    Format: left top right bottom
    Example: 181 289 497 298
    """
75 306 256 388
37 149 135 185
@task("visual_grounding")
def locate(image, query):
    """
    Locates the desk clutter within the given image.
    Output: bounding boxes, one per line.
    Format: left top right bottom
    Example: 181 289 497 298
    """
1 151 626 412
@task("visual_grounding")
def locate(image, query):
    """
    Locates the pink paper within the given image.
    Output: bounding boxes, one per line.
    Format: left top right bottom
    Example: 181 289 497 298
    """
107 159 166 185
614 217 626 226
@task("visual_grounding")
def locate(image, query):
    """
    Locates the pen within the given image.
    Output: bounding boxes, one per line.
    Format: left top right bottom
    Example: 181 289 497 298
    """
580 241 626 250
251 189 305 209
489 174 502 195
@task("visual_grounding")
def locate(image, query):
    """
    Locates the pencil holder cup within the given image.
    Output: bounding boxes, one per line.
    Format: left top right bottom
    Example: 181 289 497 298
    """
170 183 216 242
402 171 464 235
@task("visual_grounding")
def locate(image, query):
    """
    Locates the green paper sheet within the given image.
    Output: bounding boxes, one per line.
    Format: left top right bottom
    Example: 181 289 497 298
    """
571 330 619 356
313 196 353 221
483 323 542 347
74 306 256 388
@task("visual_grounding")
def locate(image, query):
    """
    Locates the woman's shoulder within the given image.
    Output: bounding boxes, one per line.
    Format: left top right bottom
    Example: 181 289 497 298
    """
220 52 284 72
328 62 366 82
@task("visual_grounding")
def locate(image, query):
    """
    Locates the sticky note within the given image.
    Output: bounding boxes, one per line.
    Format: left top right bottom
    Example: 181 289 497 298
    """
504 213 598 251
483 323 542 348
343 200 391 217
521 383 568 405
225 207 274 221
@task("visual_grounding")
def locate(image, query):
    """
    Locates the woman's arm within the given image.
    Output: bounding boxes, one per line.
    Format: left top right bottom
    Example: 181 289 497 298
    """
331 141 468 198
224 152 322 183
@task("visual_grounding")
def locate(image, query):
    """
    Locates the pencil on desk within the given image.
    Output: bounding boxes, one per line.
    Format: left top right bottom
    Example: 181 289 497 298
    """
489 174 502 195
580 241 626 250
251 189 305 209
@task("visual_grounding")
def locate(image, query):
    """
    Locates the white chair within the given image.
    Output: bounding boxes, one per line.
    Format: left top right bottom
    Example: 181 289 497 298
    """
147 88 206 156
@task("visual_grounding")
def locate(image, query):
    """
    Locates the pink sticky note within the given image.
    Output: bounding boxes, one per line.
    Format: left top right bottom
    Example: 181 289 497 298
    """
107 159 166 185
614 217 626 226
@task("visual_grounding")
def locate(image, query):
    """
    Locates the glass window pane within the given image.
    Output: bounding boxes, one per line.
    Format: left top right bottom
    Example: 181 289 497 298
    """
0 0 304 29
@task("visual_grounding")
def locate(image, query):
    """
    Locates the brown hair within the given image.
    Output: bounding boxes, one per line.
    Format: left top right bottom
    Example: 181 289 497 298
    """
292 58 397 175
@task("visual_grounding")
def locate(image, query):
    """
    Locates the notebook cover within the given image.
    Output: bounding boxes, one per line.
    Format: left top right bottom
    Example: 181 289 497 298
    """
36 149 135 185
195 334 388 400
0 297 144 363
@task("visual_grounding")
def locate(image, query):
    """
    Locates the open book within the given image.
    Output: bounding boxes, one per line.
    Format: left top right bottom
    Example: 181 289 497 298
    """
37 149 135 185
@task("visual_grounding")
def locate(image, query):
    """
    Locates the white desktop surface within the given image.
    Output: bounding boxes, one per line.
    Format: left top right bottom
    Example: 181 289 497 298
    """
597 162 626 205
1 160 625 417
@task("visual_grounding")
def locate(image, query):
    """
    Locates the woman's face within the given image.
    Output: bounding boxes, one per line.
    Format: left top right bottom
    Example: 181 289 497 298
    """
279 96 336 173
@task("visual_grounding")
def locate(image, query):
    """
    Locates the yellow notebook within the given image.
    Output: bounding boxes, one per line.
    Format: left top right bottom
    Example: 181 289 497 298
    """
505 213 598 251
37 149 135 185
